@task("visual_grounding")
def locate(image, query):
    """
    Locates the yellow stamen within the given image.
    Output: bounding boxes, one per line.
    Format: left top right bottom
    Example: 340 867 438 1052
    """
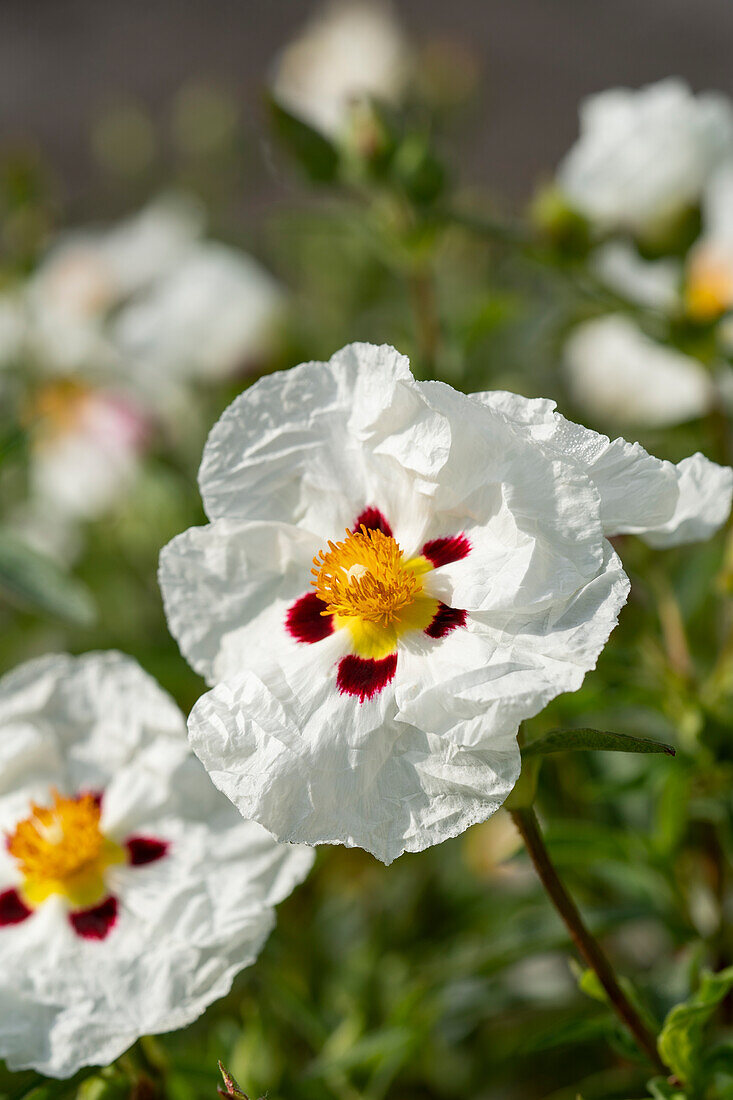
312 527 437 658
7 790 124 909
24 379 90 442
685 250 733 322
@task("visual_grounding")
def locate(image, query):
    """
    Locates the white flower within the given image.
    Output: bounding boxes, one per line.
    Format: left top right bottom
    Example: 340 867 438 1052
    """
564 314 714 427
112 241 285 383
0 651 312 1078
558 79 733 235
27 381 151 524
158 343 732 864
271 0 410 139
23 194 204 372
591 241 681 312
686 161 733 322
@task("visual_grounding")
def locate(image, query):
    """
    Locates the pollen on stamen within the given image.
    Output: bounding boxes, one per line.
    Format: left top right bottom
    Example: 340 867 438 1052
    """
311 527 422 628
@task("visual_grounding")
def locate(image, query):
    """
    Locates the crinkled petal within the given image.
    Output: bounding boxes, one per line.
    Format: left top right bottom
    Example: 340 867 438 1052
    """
187 645 520 866
640 453 733 547
198 343 415 530
159 520 326 683
471 389 732 544
400 542 629 739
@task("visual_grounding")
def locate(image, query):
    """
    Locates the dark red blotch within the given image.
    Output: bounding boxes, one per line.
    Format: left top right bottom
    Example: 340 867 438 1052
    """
352 508 393 537
286 592 334 644
425 603 467 638
69 895 118 940
421 534 471 569
125 836 169 866
337 653 398 702
0 888 32 927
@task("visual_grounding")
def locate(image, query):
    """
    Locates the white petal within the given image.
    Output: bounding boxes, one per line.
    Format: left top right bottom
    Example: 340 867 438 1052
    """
640 453 733 547
113 241 284 381
199 342 415 528
271 0 410 139
591 242 681 312
564 315 713 428
159 519 330 683
558 79 733 233
188 651 520 866
471 388 732 544
400 543 629 739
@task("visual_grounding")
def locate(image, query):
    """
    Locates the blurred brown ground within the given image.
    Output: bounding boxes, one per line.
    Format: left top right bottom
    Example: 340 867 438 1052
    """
2 0 733 209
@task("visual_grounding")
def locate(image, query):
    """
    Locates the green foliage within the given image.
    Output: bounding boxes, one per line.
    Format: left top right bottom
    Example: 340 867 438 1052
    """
0 531 96 625
522 729 676 759
268 99 339 184
658 967 733 1092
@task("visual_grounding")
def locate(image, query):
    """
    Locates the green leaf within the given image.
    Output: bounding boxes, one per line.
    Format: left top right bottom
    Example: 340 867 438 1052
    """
646 1079 688 1100
521 728 675 759
0 531 95 625
268 98 339 183
658 966 733 1088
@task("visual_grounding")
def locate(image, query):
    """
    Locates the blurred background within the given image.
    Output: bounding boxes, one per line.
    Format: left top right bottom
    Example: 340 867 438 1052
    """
4 0 733 213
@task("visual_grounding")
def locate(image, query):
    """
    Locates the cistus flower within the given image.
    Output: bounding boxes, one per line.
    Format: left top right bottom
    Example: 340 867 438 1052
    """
686 161 733 322
23 193 204 373
159 343 733 864
271 0 410 140
8 380 151 564
557 79 733 235
0 651 313 1078
112 241 284 383
564 315 714 428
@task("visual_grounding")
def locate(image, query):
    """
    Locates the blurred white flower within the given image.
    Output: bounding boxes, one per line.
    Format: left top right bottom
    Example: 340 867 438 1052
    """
113 241 285 383
592 241 681 312
27 380 151 525
686 161 733 322
558 79 733 235
24 194 204 373
159 343 731 864
271 0 410 139
564 314 714 427
0 651 313 1078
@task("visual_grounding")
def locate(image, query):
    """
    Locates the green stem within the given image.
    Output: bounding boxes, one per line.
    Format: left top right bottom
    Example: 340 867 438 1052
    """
407 266 441 375
510 806 666 1073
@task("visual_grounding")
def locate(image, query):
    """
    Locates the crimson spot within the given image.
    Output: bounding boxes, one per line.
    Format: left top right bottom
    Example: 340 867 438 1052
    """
125 836 169 866
286 592 333 644
0 888 32 927
422 534 471 569
69 895 118 940
337 653 398 702
425 603 467 638
352 507 393 537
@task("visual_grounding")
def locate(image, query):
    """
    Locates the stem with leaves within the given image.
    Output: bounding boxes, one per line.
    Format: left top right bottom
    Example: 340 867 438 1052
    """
509 805 667 1074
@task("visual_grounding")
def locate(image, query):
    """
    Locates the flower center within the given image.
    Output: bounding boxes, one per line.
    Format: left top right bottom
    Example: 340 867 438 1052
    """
7 790 124 909
312 527 437 659
27 379 90 442
685 250 733 322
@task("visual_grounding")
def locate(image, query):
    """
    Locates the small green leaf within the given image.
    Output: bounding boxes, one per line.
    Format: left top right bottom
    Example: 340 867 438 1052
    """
658 966 733 1088
646 1079 688 1100
0 531 95 625
521 728 675 759
268 98 339 183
